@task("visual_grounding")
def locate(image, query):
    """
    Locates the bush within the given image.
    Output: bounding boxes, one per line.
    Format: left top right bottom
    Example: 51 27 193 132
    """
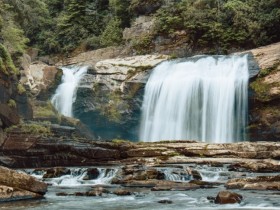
100 18 123 47
17 83 26 94
0 44 19 75
83 36 101 50
7 99 16 108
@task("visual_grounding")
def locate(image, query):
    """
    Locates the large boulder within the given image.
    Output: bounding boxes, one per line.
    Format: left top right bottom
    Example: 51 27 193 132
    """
20 61 62 98
215 191 243 204
0 166 47 202
0 185 42 202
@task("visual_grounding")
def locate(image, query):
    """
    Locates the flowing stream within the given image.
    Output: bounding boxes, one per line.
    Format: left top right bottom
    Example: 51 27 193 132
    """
140 55 249 143
3 166 278 210
51 66 88 117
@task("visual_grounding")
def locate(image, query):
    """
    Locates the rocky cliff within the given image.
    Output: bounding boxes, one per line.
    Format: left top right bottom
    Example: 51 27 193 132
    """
73 54 170 140
246 42 280 141
52 43 280 141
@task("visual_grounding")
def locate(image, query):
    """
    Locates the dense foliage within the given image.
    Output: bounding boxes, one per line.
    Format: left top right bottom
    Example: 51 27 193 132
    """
155 0 280 52
0 0 279 56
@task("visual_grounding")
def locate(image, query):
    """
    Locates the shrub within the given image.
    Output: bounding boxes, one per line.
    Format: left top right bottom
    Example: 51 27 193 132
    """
7 99 16 108
100 18 123 47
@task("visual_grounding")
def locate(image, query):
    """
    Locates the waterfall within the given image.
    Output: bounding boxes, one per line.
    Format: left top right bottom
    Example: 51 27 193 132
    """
140 55 249 143
51 66 88 117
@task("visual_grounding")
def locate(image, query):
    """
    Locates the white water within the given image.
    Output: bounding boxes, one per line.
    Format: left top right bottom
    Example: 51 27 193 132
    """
27 168 118 187
140 55 249 143
51 66 88 117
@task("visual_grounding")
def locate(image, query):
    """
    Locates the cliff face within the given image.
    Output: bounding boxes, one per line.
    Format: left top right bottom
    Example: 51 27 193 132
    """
0 45 32 143
246 42 280 141
73 55 170 140
52 42 280 141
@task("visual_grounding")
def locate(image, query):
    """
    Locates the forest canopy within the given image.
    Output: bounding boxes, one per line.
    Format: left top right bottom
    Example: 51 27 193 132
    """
0 0 279 56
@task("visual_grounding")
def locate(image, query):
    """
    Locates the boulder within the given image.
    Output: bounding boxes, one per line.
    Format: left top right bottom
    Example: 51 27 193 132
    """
20 61 61 97
0 166 47 194
43 167 71 178
83 168 100 180
113 189 132 196
0 185 43 202
214 191 243 204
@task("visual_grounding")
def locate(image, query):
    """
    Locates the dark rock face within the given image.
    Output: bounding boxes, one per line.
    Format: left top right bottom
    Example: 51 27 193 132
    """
215 191 243 204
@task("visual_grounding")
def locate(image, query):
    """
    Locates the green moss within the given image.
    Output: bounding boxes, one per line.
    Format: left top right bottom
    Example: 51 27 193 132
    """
112 139 130 144
5 123 51 135
17 84 26 94
33 101 58 119
250 79 272 101
0 44 19 75
168 152 181 157
98 90 128 123
7 99 16 108
258 61 279 78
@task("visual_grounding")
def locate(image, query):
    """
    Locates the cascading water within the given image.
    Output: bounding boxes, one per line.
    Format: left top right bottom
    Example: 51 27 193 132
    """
140 55 249 143
51 66 88 117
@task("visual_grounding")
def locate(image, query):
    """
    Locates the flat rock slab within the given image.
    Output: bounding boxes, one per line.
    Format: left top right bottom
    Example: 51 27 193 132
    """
0 166 47 194
0 185 43 202
226 175 280 190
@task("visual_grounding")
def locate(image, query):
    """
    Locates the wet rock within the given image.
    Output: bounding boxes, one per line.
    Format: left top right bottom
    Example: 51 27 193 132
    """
187 168 202 180
189 180 220 188
215 191 243 204
74 192 85 196
0 185 43 202
43 167 71 178
56 192 69 196
151 180 201 191
87 187 109 196
0 104 20 127
158 199 173 204
83 168 100 180
207 196 216 203
0 166 47 194
228 159 280 172
226 175 280 190
113 189 132 196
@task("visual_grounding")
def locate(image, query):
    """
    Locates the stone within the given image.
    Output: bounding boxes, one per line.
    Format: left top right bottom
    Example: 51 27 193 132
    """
83 168 100 180
87 187 108 196
56 192 69 196
214 191 243 204
43 167 71 178
228 159 280 172
123 16 155 41
20 61 60 97
226 175 280 191
113 189 132 196
0 104 20 127
0 185 43 202
158 199 173 204
94 54 169 92
0 166 47 194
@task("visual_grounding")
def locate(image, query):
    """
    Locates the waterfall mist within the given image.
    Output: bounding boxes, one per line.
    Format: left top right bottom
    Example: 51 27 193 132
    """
140 55 249 143
51 66 88 117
